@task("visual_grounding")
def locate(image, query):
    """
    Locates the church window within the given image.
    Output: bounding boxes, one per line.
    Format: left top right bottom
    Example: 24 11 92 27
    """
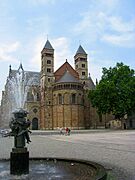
37 93 40 101
58 94 63 104
27 92 34 101
33 108 37 113
82 72 85 76
46 53 53 57
47 60 51 64
71 94 76 104
48 78 50 82
47 68 51 73
82 64 85 68
80 58 86 61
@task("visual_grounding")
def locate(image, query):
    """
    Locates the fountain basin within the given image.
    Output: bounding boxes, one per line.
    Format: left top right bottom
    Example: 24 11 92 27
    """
0 158 107 180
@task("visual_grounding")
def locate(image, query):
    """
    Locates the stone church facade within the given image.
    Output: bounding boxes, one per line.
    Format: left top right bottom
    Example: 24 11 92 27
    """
0 40 112 129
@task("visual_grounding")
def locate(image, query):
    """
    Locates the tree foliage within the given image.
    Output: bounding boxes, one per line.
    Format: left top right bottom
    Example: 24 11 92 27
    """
88 63 135 119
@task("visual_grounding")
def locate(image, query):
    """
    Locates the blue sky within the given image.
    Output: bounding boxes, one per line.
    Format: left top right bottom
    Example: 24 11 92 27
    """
0 0 135 100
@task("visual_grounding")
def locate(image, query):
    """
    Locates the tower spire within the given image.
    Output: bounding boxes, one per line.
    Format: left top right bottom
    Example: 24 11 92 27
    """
43 39 54 50
75 45 87 56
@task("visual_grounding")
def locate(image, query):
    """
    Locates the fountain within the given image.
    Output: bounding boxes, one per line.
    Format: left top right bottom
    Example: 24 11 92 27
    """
0 64 107 179
7 64 31 112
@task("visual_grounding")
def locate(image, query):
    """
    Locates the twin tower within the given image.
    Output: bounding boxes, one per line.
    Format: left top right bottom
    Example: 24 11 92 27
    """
41 40 89 88
40 40 95 130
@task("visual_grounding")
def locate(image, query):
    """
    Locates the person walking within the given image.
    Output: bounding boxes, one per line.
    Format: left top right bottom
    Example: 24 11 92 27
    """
68 128 71 136
59 127 63 135
65 127 68 135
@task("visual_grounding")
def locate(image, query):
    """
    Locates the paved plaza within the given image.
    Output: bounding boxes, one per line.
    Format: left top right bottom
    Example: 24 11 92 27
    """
0 130 135 180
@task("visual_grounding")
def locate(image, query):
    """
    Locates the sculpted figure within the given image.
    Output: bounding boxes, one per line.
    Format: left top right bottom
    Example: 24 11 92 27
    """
9 109 31 148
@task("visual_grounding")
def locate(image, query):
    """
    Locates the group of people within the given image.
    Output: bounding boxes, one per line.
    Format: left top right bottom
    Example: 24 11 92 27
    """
59 127 71 136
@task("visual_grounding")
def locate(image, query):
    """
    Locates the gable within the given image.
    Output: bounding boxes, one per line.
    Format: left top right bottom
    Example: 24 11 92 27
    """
54 61 79 82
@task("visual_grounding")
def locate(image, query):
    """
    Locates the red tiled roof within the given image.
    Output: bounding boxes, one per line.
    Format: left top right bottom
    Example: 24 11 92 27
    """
54 61 79 82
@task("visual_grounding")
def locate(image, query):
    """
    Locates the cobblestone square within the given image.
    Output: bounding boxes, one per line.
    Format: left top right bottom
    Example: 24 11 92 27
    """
0 130 135 180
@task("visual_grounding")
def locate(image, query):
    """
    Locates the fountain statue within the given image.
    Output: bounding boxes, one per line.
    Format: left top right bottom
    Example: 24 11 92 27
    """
9 108 31 175
9 109 31 148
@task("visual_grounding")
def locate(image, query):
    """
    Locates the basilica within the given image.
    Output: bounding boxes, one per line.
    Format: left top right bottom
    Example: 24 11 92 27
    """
0 40 112 129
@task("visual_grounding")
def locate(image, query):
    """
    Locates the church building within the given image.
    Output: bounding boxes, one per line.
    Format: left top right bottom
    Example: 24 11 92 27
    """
0 40 111 129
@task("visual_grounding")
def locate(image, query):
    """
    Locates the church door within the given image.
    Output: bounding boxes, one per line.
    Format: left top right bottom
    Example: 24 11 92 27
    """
32 118 38 130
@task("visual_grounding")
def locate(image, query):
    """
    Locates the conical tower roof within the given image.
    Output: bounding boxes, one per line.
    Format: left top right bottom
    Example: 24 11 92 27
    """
75 45 87 55
44 40 54 49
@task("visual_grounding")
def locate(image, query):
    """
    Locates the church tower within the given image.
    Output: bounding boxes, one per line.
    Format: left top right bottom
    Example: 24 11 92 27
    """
40 40 54 129
74 45 88 82
41 40 54 88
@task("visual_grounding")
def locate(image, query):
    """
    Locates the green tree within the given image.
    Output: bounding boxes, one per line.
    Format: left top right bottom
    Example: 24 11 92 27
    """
89 62 135 119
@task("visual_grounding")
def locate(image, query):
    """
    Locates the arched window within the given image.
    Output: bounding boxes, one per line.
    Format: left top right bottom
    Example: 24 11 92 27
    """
47 60 51 64
58 94 63 104
27 92 34 101
71 94 76 104
37 93 40 101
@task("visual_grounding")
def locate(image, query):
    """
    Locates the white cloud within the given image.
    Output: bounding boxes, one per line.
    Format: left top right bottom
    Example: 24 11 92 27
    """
89 56 116 82
109 17 135 33
101 33 135 47
52 37 72 70
89 63 102 83
73 8 135 48
28 37 44 70
73 12 104 42
0 42 20 63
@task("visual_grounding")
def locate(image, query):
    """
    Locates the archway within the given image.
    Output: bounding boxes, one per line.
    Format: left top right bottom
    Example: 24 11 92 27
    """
32 118 38 130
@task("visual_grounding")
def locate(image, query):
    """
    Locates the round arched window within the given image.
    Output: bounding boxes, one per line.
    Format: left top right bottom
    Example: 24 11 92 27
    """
33 108 37 113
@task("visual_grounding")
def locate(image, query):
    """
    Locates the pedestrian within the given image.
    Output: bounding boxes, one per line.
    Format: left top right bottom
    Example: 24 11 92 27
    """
59 127 63 135
68 128 71 136
65 127 68 135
